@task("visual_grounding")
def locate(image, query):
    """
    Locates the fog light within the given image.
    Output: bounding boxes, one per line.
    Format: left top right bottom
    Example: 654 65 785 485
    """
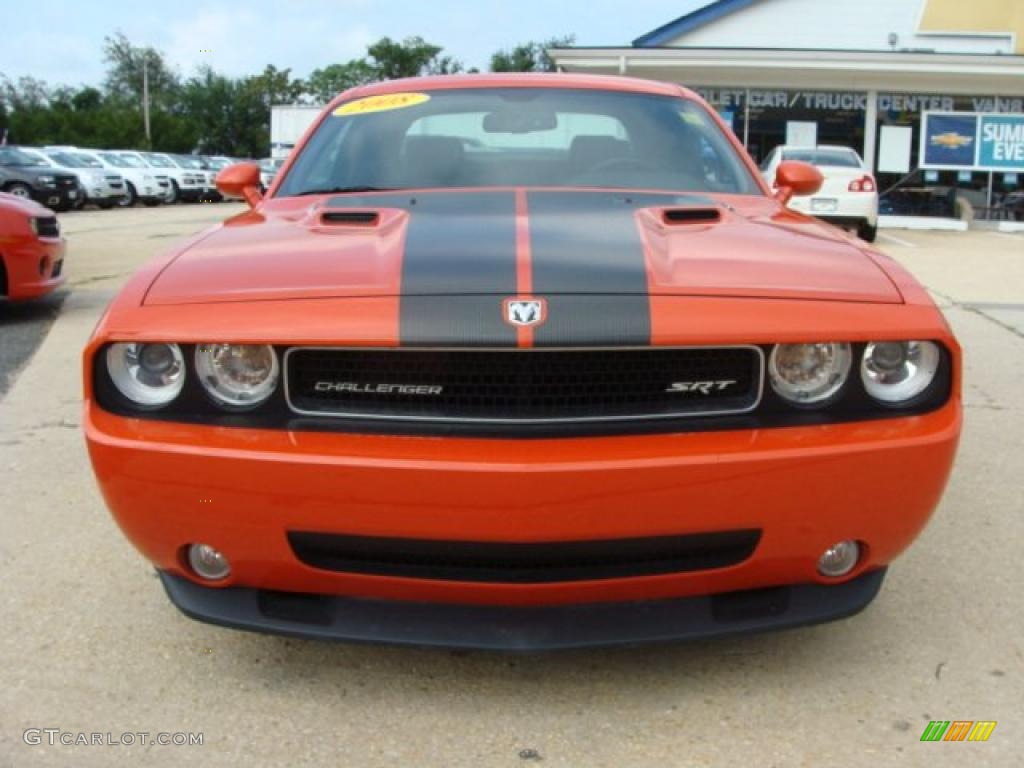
187 543 231 581
817 540 860 577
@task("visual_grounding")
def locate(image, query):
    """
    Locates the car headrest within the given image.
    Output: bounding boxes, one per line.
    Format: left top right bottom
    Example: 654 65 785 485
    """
402 136 465 187
569 136 631 174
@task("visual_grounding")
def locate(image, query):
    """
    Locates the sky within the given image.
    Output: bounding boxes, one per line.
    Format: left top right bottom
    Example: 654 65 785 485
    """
0 0 705 88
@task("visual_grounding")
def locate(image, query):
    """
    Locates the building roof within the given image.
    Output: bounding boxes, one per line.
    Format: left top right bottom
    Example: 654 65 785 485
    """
634 0 761 47
550 47 1024 96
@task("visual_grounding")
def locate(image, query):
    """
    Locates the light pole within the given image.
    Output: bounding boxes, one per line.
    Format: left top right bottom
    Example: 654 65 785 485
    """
143 53 151 149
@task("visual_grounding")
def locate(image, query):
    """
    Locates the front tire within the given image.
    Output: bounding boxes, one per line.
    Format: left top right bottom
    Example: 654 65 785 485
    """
858 221 878 243
165 181 180 204
118 182 137 208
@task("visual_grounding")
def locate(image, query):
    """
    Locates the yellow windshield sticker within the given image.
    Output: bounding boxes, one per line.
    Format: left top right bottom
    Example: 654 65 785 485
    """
334 92 430 116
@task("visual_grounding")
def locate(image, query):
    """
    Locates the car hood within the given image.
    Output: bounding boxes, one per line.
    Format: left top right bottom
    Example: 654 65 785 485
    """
144 189 901 306
0 190 54 216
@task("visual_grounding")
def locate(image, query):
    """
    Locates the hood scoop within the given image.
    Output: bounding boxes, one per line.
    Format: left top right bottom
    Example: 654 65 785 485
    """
662 207 722 225
320 210 380 226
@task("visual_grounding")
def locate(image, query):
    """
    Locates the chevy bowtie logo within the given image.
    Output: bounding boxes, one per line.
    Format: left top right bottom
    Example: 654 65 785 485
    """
930 132 973 149
504 297 547 327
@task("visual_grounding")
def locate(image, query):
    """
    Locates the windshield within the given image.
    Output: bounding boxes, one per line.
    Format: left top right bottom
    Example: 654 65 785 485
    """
277 88 760 197
69 152 103 169
103 153 143 168
782 149 862 168
206 157 231 170
0 147 46 167
173 155 203 169
142 153 175 168
48 152 88 168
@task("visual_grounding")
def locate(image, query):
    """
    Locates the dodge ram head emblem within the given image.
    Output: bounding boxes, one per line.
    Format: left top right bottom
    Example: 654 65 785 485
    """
504 298 547 327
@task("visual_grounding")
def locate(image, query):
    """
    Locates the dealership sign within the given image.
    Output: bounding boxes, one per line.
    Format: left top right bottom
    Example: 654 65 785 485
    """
921 111 1024 172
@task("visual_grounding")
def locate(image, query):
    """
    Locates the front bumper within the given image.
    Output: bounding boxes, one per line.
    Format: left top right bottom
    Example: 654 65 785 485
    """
3 237 66 300
160 567 887 650
30 186 78 211
85 400 959 611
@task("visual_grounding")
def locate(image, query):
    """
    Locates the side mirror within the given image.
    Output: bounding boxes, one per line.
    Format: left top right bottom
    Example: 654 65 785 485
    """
216 162 263 208
773 160 823 203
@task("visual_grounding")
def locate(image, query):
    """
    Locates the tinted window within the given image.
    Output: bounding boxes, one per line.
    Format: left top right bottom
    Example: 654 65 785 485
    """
782 149 862 168
0 147 44 166
278 88 760 197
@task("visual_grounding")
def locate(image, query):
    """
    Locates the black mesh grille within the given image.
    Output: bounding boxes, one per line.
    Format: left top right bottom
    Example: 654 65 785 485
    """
286 347 761 423
287 530 762 583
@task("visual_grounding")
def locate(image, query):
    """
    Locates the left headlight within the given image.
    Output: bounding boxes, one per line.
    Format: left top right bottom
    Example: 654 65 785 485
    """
768 342 852 405
195 344 279 409
106 342 186 408
861 341 941 404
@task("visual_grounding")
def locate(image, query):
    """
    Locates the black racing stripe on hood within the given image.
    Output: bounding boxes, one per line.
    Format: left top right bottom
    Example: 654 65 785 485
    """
527 191 716 347
329 192 518 347
526 192 644 346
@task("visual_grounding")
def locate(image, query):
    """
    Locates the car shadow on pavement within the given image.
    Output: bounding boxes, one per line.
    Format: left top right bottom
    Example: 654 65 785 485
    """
0 290 67 399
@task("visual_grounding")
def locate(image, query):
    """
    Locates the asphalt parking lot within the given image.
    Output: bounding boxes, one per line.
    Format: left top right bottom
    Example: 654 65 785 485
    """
1 207 1020 767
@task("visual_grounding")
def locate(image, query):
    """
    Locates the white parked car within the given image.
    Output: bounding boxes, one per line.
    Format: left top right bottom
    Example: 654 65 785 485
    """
169 154 219 200
118 151 204 204
26 148 126 209
760 145 879 242
258 157 285 193
80 150 168 207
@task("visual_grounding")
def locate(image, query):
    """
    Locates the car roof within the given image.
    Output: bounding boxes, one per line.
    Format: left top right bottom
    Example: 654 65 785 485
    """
328 73 692 112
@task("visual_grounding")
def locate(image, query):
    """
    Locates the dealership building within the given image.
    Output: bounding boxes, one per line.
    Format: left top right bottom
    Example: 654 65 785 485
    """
551 0 1024 216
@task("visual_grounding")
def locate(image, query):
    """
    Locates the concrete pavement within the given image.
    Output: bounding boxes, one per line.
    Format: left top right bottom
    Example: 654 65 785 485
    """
1 209 1020 767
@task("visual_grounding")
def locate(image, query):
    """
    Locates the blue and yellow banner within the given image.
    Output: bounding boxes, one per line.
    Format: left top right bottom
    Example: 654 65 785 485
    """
922 111 1024 172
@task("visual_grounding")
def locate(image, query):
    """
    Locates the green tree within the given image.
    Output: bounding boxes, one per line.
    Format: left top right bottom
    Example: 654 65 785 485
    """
490 36 575 73
102 32 180 106
306 60 378 103
367 36 463 80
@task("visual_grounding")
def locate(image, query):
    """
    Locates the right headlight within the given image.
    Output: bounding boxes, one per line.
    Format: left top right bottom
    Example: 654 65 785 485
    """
768 343 852 405
195 344 279 409
106 342 186 408
861 341 940 404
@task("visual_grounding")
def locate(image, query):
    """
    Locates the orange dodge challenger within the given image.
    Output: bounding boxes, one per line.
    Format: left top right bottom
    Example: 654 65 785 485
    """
83 75 961 649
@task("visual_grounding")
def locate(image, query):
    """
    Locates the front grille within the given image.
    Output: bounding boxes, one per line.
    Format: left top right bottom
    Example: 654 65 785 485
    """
285 347 762 424
34 217 60 238
56 176 77 189
288 530 761 583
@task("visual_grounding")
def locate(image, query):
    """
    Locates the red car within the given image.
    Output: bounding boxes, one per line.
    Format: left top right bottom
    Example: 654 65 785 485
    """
0 190 66 301
84 75 960 650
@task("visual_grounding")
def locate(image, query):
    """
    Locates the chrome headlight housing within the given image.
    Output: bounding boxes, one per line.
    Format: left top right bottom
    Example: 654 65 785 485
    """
105 343 186 408
768 343 852 405
861 341 941 404
195 344 279 409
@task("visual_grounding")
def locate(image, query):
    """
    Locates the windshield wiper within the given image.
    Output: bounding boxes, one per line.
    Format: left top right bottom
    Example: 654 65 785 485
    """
293 186 397 196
